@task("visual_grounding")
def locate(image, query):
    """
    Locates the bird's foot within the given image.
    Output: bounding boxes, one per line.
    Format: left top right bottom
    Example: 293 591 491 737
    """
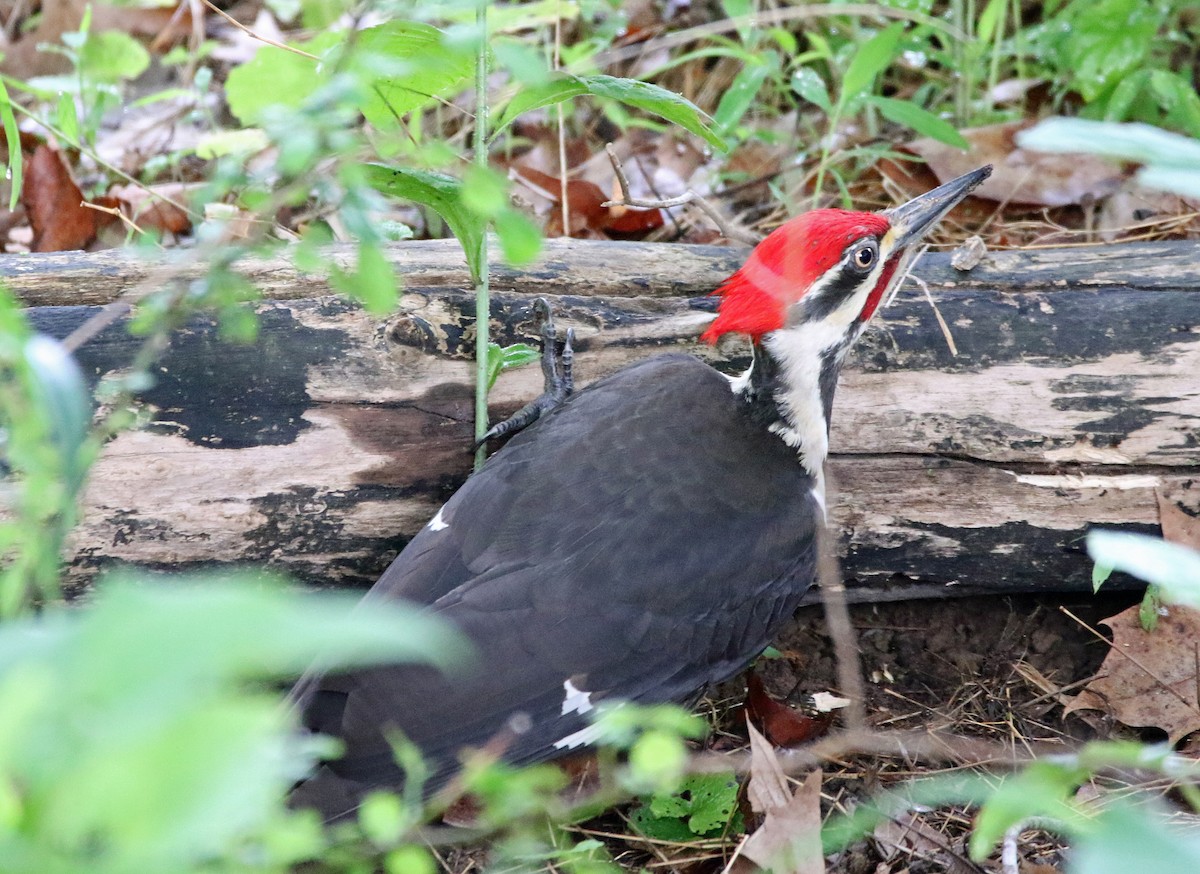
476 298 574 447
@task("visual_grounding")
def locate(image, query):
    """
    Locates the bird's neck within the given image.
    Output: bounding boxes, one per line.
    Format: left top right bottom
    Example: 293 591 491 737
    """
735 323 854 483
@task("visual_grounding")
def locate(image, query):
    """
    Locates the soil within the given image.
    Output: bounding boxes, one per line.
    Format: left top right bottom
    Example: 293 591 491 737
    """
578 591 1148 874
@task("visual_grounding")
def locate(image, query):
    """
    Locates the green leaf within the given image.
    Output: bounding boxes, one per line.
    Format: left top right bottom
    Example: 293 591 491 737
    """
1086 531 1200 608
1092 561 1114 593
1017 118 1200 167
224 38 330 126
359 791 405 846
460 164 509 218
714 59 773 135
969 761 1089 860
869 96 969 149
579 74 725 151
385 844 437 874
1070 802 1200 874
353 21 473 131
0 81 22 211
976 0 1007 45
791 66 832 114
840 22 905 104
1138 584 1161 632
1136 165 1200 199
79 30 150 83
1104 70 1150 123
494 208 542 265
336 241 397 315
492 73 589 136
21 335 91 497
363 164 487 285
495 73 724 151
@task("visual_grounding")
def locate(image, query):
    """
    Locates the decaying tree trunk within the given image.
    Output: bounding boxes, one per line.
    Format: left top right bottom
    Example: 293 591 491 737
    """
8 238 1198 601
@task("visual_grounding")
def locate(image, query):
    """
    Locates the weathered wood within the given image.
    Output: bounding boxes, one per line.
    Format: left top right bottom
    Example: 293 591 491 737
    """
9 239 1196 598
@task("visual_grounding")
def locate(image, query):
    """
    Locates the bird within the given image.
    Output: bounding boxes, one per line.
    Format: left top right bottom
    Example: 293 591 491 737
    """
290 166 992 820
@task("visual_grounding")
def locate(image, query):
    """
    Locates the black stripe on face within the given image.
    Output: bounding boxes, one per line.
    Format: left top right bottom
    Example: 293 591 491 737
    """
792 237 881 323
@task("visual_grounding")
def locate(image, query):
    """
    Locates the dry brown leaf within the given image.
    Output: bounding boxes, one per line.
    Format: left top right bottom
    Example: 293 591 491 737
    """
738 721 824 874
1157 481 1200 550
1098 179 1200 241
1064 603 1200 742
22 145 100 252
906 119 1127 207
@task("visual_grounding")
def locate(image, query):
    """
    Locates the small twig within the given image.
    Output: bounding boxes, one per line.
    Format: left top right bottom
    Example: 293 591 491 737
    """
201 0 319 59
602 142 760 246
911 274 959 357
553 5 570 237
816 469 868 731
81 200 150 241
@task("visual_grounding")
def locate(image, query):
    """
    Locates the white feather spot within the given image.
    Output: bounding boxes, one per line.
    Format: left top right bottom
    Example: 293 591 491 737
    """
553 724 602 750
427 507 449 531
561 679 593 715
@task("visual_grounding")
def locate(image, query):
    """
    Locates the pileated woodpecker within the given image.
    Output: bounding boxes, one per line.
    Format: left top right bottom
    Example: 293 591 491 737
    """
292 166 992 819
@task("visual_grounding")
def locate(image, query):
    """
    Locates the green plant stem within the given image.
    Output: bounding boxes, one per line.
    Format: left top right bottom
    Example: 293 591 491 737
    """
472 0 489 472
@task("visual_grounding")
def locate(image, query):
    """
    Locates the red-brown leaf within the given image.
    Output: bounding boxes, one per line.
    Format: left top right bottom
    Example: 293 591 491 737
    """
22 145 98 252
745 672 834 747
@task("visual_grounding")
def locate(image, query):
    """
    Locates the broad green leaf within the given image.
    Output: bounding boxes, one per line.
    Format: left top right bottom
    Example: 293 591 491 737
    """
79 30 150 83
460 164 509 218
840 23 904 104
494 208 543 266
386 845 438 874
976 0 1007 45
485 342 538 391
1092 561 1114 592
969 761 1089 860
194 128 270 159
495 73 724 151
581 74 725 151
1017 118 1200 168
1104 70 1150 122
224 37 329 125
493 74 589 136
500 343 539 370
54 93 79 147
1086 531 1200 608
791 66 832 114
1137 165 1200 199
341 241 398 315
491 35 553 87
1059 0 1162 102
354 21 473 131
870 95 969 149
363 164 486 284
1070 802 1200 874
714 59 772 135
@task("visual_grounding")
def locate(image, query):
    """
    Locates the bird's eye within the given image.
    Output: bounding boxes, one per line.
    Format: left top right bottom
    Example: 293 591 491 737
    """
852 241 877 271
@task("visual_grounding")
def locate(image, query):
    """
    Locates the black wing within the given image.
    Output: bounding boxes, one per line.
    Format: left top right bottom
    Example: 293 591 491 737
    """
294 354 819 817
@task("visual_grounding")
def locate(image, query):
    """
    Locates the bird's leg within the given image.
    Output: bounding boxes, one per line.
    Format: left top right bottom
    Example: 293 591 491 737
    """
476 298 575 447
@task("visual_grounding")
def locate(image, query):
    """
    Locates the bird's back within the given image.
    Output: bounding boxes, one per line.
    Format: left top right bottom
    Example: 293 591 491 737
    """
293 353 821 818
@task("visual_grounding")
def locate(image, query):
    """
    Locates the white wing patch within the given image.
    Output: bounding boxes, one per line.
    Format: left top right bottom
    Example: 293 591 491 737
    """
553 724 602 750
427 507 449 531
561 679 593 716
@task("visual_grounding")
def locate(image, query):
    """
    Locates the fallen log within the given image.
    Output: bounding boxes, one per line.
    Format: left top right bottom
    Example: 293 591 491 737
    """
9 238 1197 600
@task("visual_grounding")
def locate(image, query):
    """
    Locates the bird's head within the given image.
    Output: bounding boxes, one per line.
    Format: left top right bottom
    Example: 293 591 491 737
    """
701 166 992 346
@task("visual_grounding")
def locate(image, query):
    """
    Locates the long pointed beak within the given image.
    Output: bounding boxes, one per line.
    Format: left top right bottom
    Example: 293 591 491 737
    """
885 165 992 251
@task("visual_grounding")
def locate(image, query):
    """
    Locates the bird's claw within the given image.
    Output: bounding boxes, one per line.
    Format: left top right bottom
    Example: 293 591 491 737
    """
475 298 575 449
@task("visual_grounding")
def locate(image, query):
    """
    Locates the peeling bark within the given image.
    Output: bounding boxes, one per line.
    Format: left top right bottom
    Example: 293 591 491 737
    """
9 239 1197 598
